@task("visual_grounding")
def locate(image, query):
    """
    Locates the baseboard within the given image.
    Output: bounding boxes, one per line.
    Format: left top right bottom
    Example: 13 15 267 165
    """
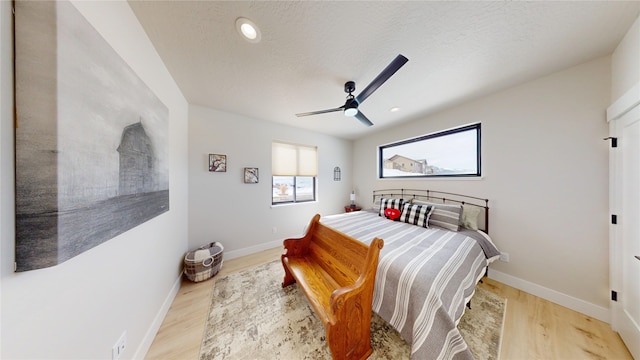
488 269 610 323
224 239 283 260
133 274 182 359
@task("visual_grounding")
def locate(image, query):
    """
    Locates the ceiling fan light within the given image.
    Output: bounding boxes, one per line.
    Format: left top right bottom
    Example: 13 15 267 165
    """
344 100 358 117
344 107 358 117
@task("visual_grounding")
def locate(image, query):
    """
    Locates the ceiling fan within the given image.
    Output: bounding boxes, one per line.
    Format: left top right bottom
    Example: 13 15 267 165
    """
295 54 409 127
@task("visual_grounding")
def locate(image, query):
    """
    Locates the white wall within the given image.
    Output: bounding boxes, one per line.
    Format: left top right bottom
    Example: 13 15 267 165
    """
354 56 612 321
0 0 12 354
1 2 189 359
188 104 353 258
611 15 640 101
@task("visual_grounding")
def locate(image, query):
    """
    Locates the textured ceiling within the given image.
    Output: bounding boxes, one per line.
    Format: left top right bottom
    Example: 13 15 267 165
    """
128 1 640 140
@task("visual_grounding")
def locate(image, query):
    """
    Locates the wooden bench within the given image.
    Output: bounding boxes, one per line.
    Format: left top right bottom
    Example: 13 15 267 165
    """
281 214 384 360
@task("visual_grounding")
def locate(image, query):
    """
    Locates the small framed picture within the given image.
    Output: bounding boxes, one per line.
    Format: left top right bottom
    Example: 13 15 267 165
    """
209 154 227 172
244 167 259 183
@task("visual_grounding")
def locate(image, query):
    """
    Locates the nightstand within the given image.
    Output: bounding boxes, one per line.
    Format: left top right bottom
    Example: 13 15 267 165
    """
344 206 362 213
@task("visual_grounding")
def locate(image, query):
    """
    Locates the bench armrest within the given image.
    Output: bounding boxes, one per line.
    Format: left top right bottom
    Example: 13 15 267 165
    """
282 214 321 257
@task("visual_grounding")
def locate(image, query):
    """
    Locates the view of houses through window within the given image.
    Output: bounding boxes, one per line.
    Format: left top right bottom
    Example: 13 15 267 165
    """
272 176 315 203
379 123 481 178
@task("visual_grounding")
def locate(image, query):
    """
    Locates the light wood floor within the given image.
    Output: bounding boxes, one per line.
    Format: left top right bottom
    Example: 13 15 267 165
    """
145 247 632 360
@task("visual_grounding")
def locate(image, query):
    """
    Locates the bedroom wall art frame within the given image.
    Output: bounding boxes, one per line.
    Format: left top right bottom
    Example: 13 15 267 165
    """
14 1 170 272
244 167 259 183
209 154 227 172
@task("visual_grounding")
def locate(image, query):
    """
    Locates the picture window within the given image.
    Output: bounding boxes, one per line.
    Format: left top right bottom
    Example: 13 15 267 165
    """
379 123 481 178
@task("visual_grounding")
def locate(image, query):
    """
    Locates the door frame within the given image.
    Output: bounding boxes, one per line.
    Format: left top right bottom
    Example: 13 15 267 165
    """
607 82 640 359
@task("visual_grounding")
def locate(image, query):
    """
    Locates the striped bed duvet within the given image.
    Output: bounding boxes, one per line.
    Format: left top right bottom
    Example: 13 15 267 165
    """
321 210 500 360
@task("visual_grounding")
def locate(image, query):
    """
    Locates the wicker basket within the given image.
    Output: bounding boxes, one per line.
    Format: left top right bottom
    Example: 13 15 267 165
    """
183 242 224 282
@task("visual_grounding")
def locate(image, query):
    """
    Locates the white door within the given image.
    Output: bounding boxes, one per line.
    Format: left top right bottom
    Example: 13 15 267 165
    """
610 87 640 359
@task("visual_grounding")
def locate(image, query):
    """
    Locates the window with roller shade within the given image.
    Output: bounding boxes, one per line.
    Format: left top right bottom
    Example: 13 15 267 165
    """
272 141 317 204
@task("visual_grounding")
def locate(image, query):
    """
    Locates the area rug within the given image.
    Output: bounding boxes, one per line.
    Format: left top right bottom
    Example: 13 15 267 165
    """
200 260 505 360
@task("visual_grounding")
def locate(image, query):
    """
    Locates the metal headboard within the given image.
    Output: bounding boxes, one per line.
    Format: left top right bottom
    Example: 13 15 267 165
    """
372 188 490 234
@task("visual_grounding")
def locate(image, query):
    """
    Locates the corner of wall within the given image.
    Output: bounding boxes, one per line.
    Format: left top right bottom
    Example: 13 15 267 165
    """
611 15 640 101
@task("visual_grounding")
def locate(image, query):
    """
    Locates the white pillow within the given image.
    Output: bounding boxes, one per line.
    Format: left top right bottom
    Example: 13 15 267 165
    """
371 197 382 211
460 204 482 230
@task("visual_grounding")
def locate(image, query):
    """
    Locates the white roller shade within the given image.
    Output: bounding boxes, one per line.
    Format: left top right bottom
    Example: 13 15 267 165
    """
272 141 317 176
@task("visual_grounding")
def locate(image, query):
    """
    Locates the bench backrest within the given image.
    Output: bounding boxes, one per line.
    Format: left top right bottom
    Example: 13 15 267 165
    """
308 221 369 287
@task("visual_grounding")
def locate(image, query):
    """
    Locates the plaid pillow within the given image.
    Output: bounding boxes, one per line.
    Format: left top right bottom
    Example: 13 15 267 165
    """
379 197 404 220
399 203 434 228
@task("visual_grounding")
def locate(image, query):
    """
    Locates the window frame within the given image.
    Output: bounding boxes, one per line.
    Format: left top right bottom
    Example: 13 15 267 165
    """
271 140 318 205
271 176 317 205
378 123 481 179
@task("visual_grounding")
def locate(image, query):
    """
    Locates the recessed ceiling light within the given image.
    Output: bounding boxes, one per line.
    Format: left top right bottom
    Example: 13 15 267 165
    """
235 17 261 43
390 107 400 112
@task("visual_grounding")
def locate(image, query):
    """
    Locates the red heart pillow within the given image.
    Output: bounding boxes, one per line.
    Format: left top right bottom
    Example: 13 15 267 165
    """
384 207 401 220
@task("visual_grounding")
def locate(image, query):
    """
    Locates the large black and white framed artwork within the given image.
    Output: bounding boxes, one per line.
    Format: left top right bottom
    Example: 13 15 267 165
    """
14 1 170 271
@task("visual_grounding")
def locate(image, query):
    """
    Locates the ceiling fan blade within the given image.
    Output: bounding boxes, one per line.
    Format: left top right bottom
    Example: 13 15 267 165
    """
355 54 408 104
295 106 344 117
355 111 373 127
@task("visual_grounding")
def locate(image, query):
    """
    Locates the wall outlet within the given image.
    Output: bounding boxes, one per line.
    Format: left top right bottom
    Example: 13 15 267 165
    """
499 252 510 263
112 331 127 360
272 227 277 234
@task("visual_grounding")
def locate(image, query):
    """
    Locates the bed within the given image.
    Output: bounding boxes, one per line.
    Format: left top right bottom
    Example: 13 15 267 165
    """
319 189 500 360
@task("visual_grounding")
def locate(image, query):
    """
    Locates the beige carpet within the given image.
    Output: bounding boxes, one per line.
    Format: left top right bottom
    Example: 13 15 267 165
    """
200 260 505 360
